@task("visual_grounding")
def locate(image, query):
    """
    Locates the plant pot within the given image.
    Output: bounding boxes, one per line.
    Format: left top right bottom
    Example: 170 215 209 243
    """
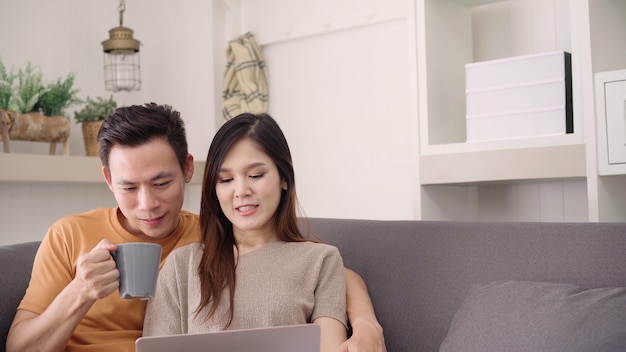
81 120 103 157
0 109 70 155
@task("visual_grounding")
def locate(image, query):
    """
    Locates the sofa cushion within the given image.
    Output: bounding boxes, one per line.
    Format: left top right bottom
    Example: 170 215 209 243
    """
0 241 40 352
439 280 626 352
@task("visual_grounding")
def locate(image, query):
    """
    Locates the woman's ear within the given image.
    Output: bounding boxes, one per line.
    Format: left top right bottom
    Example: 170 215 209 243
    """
282 180 288 190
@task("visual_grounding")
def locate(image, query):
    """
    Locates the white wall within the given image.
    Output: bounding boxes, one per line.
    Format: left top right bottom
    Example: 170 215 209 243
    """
0 182 202 245
238 0 420 220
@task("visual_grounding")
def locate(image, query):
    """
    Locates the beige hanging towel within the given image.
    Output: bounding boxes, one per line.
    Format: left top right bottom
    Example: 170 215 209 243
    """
222 32 269 120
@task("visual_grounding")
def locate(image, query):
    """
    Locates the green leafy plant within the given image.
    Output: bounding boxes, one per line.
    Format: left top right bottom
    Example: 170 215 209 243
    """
0 57 81 116
8 62 44 113
0 57 16 110
74 96 117 123
36 73 81 116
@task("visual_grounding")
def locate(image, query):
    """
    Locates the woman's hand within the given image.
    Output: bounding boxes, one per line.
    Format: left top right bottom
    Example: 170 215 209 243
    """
338 318 386 352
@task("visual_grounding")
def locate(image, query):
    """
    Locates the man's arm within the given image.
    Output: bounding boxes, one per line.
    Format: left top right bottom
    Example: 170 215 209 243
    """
6 240 119 352
342 268 387 352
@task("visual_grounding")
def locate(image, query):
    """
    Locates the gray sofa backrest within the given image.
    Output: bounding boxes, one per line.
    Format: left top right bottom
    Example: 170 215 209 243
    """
0 241 39 352
306 218 626 352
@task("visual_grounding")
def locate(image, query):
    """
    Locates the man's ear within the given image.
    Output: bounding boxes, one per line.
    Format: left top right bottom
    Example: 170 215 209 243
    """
102 166 114 191
184 153 195 183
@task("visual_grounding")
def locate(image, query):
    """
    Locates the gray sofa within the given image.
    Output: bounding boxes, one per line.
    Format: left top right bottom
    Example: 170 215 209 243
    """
3 219 626 352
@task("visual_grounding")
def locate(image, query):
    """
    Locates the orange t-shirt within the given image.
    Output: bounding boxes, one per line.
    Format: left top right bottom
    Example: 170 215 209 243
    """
18 207 200 352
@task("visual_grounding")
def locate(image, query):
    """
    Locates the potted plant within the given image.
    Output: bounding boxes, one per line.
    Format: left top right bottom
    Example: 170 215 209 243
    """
0 58 80 155
0 57 16 151
7 62 43 114
36 73 81 117
74 95 117 156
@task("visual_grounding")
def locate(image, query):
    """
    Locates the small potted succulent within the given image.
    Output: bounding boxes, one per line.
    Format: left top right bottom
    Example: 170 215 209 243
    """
74 95 117 156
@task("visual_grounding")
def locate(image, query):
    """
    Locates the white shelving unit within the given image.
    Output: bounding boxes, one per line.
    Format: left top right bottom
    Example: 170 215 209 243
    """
415 0 626 222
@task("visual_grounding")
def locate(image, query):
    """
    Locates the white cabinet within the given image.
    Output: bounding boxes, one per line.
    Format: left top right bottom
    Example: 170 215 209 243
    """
596 69 626 174
416 0 626 222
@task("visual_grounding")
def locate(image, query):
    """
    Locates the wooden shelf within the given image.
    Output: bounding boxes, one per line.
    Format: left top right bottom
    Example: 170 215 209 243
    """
0 153 205 184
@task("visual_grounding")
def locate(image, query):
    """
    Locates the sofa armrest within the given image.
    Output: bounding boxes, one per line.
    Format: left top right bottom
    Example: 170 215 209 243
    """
0 241 40 352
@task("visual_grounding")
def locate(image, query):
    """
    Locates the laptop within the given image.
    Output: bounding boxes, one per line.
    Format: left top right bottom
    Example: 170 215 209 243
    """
135 324 320 352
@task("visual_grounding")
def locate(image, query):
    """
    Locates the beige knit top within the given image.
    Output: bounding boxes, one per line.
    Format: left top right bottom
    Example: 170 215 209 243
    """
143 241 347 335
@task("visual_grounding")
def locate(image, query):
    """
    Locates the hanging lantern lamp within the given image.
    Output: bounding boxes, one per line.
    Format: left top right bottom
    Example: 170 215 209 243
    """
102 0 141 92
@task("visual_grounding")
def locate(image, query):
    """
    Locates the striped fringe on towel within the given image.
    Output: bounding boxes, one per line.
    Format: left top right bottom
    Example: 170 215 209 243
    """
222 32 269 120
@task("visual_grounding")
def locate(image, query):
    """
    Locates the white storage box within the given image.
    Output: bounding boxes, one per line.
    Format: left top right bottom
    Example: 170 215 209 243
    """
465 51 573 142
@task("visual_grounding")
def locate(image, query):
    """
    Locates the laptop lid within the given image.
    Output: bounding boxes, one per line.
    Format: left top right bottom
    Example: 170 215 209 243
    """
135 324 320 352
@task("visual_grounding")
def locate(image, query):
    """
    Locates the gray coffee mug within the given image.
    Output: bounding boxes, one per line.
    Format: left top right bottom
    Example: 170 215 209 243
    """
112 243 162 300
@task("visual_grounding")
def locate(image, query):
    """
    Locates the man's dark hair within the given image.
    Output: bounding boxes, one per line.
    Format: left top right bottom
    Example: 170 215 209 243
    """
97 103 188 173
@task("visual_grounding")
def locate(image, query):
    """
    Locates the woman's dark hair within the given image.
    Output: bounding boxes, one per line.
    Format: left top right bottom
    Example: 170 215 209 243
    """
97 103 188 173
197 113 305 327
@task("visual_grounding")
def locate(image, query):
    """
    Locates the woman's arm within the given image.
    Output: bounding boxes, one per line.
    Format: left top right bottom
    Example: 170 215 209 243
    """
315 316 348 352
341 268 387 352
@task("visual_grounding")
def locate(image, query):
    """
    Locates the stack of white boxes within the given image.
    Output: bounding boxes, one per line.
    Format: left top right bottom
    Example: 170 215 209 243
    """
465 51 573 142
